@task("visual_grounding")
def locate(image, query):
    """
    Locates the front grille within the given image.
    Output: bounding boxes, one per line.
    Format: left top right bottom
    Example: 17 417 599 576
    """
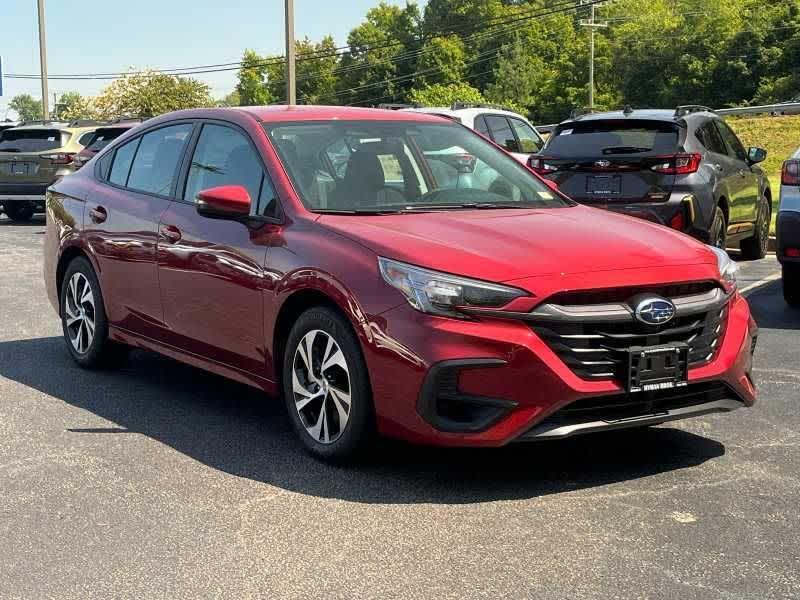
547 281 717 306
539 381 737 426
531 286 728 381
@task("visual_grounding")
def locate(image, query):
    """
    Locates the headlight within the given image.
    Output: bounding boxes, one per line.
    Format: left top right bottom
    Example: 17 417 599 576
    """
378 257 528 318
710 246 738 292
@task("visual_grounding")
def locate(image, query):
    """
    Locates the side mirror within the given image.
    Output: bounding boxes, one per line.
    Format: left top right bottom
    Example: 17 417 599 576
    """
196 185 252 219
748 147 767 164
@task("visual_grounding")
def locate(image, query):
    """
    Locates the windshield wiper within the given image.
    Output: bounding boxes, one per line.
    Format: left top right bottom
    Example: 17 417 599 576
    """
404 203 538 211
311 208 409 215
601 146 652 155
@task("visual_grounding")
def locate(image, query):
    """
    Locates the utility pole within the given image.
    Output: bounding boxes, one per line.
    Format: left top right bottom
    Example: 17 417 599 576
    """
37 0 50 120
579 1 607 110
285 0 296 105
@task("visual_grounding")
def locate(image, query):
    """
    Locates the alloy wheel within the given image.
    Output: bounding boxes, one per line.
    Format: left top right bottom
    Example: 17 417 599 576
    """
64 272 96 354
292 329 352 444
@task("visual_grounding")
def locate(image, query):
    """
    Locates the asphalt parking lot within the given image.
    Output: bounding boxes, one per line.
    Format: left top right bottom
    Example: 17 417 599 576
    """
0 214 798 600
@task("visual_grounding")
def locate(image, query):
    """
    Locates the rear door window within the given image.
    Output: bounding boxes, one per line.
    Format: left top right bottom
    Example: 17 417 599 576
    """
509 118 543 153
714 121 748 162
474 115 490 138
0 129 64 152
695 122 727 155
546 120 679 156
108 138 140 187
484 115 519 153
127 124 193 196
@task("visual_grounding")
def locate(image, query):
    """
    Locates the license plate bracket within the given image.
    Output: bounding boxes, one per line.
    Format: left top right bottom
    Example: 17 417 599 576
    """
586 174 621 196
10 163 29 176
627 343 689 393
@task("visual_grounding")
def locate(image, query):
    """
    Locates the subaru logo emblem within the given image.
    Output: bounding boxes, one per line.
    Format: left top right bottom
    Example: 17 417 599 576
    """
594 159 611 168
634 296 676 326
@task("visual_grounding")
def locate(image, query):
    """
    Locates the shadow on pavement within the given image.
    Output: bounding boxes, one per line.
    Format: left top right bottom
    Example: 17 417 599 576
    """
745 280 800 331
0 336 726 504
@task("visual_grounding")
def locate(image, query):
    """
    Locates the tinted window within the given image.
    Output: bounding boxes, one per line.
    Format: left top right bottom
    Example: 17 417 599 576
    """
715 121 748 162
265 120 567 212
78 132 95 146
474 115 490 138
0 129 64 152
484 115 519 152
509 118 543 153
695 122 727 155
108 138 139 186
127 124 193 196
183 124 265 210
545 120 679 156
87 127 129 152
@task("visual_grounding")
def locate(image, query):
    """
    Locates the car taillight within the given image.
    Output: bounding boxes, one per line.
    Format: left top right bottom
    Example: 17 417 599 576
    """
669 210 685 231
528 156 559 175
651 153 702 175
42 152 76 165
782 160 800 186
786 247 800 258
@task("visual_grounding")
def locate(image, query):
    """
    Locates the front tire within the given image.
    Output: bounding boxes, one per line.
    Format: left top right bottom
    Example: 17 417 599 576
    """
60 257 126 368
282 307 375 461
740 195 770 260
784 264 800 307
4 202 35 222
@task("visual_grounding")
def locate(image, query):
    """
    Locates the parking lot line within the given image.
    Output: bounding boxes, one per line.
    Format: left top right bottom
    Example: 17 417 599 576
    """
740 272 782 295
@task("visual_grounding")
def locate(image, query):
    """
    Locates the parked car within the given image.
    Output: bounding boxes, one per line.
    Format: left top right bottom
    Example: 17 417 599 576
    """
777 150 800 305
529 106 772 259
396 102 546 163
0 120 101 222
0 120 20 134
71 118 143 170
44 106 758 461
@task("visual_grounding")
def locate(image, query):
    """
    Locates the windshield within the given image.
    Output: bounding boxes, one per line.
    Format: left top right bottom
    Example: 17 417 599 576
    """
264 120 569 213
545 120 679 157
0 129 65 153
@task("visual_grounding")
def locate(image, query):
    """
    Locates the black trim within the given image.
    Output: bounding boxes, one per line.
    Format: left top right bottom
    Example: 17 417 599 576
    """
0 183 49 195
417 358 517 433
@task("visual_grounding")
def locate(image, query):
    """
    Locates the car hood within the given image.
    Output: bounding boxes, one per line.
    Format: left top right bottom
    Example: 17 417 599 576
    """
318 205 717 283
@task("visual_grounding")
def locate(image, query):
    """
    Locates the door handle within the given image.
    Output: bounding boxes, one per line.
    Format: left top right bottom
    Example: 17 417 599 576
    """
89 206 107 224
159 224 182 244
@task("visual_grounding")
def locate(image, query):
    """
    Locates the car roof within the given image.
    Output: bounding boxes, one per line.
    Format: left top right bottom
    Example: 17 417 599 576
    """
403 106 531 121
8 123 98 133
560 108 716 125
238 105 451 123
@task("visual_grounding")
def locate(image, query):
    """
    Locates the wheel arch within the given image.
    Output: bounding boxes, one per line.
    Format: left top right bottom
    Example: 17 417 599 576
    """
55 246 93 312
717 195 729 223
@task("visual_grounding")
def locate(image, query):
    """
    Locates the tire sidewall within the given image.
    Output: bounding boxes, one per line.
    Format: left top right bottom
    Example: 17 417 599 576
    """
711 206 727 249
60 257 111 368
282 307 374 460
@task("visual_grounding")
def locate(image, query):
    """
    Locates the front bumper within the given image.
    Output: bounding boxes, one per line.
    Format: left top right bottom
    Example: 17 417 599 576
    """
364 291 757 447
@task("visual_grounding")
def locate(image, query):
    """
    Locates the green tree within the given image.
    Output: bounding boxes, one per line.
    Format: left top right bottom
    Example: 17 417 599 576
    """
93 71 213 118
414 35 466 87
54 91 100 121
336 2 421 105
9 94 42 121
409 82 485 106
235 49 277 106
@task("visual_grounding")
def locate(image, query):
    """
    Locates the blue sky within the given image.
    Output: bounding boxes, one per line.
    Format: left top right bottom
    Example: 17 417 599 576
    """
1 0 422 118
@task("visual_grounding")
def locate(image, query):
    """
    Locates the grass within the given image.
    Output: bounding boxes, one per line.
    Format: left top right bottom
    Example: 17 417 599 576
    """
727 114 799 234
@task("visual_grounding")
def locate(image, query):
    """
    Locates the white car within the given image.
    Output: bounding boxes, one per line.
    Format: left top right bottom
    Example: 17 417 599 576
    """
397 103 545 163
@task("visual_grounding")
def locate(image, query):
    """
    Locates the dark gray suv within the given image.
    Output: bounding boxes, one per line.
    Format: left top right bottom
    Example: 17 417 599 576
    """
530 106 772 259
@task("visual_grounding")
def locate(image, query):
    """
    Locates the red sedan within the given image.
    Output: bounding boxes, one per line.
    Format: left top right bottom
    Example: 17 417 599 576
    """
43 106 758 461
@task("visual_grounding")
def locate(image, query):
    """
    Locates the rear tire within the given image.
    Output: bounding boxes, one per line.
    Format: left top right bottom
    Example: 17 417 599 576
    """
282 307 375 462
709 205 727 250
4 202 35 222
740 195 770 260
784 264 800 307
60 257 128 369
